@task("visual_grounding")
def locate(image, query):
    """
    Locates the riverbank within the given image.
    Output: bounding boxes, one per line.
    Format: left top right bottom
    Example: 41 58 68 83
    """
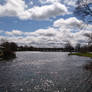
0 50 16 60
69 52 92 58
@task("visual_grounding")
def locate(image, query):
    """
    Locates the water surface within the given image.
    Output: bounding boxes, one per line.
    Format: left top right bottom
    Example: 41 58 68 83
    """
0 52 92 92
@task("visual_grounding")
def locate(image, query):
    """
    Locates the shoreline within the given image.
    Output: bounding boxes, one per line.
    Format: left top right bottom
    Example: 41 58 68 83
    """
69 52 92 58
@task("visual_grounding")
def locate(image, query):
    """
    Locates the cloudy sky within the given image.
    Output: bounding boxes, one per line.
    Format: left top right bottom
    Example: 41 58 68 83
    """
0 0 92 47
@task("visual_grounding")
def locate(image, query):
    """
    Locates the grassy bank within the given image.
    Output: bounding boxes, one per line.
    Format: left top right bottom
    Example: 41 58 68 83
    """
69 52 92 58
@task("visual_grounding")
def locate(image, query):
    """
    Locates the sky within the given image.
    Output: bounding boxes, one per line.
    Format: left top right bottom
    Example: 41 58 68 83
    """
0 0 92 47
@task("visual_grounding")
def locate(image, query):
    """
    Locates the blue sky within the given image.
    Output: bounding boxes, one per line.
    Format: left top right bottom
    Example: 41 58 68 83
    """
0 0 74 32
0 17 53 32
0 0 92 47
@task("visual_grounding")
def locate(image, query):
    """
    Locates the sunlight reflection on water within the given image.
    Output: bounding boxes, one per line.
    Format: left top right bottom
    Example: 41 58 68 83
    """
0 52 92 92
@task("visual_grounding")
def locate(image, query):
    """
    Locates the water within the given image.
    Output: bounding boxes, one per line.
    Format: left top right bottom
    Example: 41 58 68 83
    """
0 52 92 92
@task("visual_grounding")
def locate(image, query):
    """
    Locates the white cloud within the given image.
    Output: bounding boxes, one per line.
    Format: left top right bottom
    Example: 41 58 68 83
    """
39 0 77 7
0 0 68 20
53 17 83 29
0 0 91 48
0 0 27 17
32 28 57 37
3 23 92 48
63 0 77 6
0 16 91 47
39 0 60 4
5 30 23 36
26 3 68 20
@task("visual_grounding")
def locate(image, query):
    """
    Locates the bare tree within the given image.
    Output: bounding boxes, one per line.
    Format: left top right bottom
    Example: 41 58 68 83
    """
75 0 92 23
75 43 81 52
84 32 92 46
0 38 8 45
65 41 74 52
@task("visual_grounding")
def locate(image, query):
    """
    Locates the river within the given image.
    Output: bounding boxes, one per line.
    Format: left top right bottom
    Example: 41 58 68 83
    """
0 52 92 92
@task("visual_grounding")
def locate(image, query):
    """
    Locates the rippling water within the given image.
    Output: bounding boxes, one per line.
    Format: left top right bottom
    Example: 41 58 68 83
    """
0 52 92 92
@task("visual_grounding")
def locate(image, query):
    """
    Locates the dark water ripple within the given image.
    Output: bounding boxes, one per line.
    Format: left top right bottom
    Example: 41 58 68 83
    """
0 52 92 92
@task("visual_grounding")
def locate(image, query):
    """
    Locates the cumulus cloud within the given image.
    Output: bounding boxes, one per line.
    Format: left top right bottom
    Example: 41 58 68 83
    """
3 28 65 47
0 0 68 20
32 28 57 37
0 0 27 17
27 3 68 20
5 30 23 36
3 22 92 47
0 16 91 47
0 0 91 47
53 17 83 29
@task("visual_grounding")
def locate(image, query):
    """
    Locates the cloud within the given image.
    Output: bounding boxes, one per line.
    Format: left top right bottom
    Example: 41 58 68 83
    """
3 24 91 47
5 30 23 36
26 3 68 20
0 16 91 47
0 0 68 20
0 0 91 48
39 0 77 7
53 17 83 29
4 28 65 47
0 0 27 17
39 0 60 4
32 28 57 37
63 0 77 6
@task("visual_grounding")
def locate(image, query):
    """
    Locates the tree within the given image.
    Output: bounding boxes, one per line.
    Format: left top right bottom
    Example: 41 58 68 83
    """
65 41 74 52
0 39 8 45
75 43 81 52
84 32 92 46
1 42 18 51
75 0 92 23
0 41 17 59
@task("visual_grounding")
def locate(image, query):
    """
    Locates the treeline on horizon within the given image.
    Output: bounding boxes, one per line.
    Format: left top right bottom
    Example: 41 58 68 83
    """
0 40 92 53
0 41 71 52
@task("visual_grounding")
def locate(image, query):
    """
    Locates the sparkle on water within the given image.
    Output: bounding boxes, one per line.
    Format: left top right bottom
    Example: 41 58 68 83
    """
0 52 92 92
